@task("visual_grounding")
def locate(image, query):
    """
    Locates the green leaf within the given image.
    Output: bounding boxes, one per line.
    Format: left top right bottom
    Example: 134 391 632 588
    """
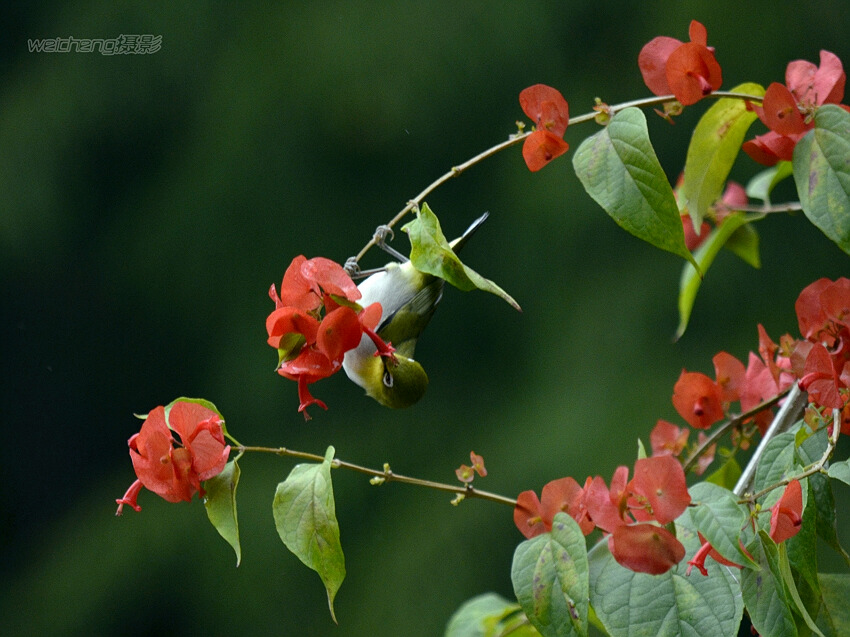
203 460 241 566
675 212 755 339
164 396 229 437
680 82 764 228
810 468 850 565
819 574 850 635
793 104 850 254
572 107 698 269
742 531 797 637
786 479 821 601
705 456 742 490
273 446 344 622
724 222 761 268
778 545 822 637
752 431 802 495
588 516 743 637
688 482 758 569
827 459 850 485
512 513 589 637
445 593 537 637
746 162 794 203
402 202 521 310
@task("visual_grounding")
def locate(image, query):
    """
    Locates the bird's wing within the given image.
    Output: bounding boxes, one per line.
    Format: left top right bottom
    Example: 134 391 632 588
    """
377 277 444 359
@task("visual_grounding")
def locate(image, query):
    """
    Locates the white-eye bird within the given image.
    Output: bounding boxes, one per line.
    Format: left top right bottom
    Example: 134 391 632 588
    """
342 212 489 408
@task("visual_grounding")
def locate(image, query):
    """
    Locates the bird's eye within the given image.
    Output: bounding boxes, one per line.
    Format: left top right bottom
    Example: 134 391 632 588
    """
382 370 394 388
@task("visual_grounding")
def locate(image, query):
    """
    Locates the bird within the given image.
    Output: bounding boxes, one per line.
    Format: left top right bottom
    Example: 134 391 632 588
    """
342 212 489 408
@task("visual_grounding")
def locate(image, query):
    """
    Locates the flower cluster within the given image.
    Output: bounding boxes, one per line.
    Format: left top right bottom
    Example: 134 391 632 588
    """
744 50 849 165
514 456 691 574
455 451 487 483
518 84 570 172
793 277 850 416
266 255 393 419
116 401 231 514
672 324 795 435
638 20 722 106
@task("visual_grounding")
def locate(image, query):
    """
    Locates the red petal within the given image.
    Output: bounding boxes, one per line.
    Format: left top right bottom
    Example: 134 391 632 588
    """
630 456 691 524
638 36 681 96
769 479 803 543
266 307 320 348
760 83 808 136
519 84 569 136
301 257 361 302
665 42 722 105
316 306 363 362
541 477 593 535
796 277 833 340
688 20 708 47
609 523 686 574
278 255 321 311
514 490 546 539
521 129 569 172
713 351 746 403
649 419 689 457
672 371 724 429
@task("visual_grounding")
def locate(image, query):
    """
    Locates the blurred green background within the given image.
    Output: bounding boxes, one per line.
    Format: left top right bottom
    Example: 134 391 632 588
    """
2 2 849 635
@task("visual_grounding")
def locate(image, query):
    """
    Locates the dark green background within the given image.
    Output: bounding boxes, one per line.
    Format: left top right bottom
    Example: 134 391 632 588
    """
2 2 849 635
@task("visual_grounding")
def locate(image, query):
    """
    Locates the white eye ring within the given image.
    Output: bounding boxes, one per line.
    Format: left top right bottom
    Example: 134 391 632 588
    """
382 370 394 388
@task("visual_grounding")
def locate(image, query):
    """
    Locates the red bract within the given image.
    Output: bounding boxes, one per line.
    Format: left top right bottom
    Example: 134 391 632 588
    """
650 419 689 457
769 479 803 543
745 51 849 166
519 84 570 172
672 370 724 429
609 523 686 575
629 456 691 524
514 490 545 539
267 255 386 419
541 477 594 535
638 20 722 106
115 402 230 514
713 351 746 403
794 278 850 411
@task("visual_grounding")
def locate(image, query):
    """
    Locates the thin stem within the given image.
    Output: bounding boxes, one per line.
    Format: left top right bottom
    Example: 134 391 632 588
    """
236 445 518 507
681 389 789 473
745 407 841 503
347 91 766 269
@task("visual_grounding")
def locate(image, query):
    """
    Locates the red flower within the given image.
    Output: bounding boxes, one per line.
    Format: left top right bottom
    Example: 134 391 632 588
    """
608 523 686 575
519 84 570 172
513 476 593 538
639 20 722 106
713 351 746 404
672 370 724 429
650 419 690 457
769 479 803 543
267 255 387 419
745 51 849 166
687 532 745 576
116 402 230 514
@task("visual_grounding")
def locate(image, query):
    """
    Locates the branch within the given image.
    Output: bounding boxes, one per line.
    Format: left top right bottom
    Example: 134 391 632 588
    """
746 407 841 503
733 383 808 497
346 90 766 271
681 388 789 473
236 445 518 507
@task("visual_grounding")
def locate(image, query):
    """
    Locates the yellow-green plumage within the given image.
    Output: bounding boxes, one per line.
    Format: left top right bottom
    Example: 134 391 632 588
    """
342 213 487 408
